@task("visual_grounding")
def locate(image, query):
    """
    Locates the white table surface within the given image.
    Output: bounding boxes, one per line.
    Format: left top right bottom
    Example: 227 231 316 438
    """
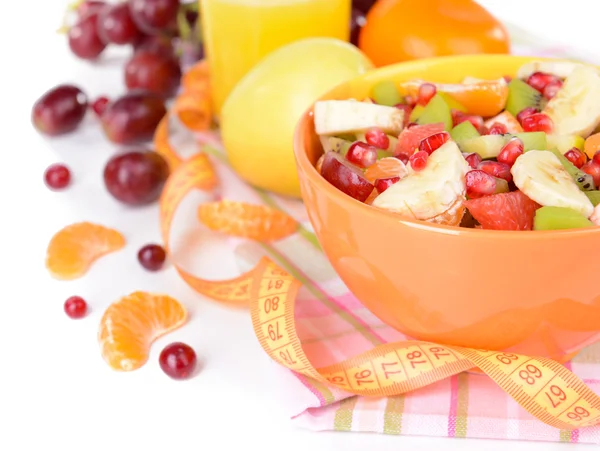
2 1 598 450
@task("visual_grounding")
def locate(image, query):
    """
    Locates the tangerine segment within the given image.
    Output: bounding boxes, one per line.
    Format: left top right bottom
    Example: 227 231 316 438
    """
401 79 508 117
99 292 187 371
584 132 600 159
45 222 125 280
364 157 407 183
198 200 298 241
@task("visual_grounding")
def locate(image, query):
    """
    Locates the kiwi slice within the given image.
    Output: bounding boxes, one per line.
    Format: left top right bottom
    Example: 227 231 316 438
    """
416 94 453 131
509 132 548 151
585 191 600 206
437 92 467 112
457 135 506 159
533 206 594 231
320 136 353 155
547 134 585 154
450 121 480 142
547 148 595 191
505 79 543 117
409 104 425 122
370 81 404 106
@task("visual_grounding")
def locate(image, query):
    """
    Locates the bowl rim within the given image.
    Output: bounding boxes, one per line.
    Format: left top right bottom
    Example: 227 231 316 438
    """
293 54 600 240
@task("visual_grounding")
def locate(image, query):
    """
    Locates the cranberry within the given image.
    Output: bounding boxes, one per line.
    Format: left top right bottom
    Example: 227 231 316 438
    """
464 152 482 169
375 176 400 193
418 132 450 155
417 83 436 106
44 164 71 190
466 169 497 198
64 296 88 319
497 138 524 167
564 148 586 169
409 150 429 171
478 160 512 183
92 96 110 116
394 104 413 127
526 72 558 93
582 161 600 188
543 79 563 100
346 141 378 168
159 342 197 380
516 107 539 125
137 244 166 271
521 113 553 133
365 128 390 149
487 122 508 135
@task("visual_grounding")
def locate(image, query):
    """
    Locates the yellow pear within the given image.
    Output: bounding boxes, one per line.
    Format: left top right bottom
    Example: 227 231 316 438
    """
220 38 373 198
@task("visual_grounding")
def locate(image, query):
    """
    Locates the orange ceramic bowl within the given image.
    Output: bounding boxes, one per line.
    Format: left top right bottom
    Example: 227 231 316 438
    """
293 54 600 362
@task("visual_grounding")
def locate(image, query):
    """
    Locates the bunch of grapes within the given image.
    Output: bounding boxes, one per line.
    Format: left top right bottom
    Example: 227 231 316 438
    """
34 0 203 206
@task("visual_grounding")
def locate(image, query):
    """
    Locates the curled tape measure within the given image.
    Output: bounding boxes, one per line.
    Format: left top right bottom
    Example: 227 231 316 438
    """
157 125 600 432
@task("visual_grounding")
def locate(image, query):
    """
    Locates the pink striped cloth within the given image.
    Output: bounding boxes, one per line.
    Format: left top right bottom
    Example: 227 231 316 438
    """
170 28 600 444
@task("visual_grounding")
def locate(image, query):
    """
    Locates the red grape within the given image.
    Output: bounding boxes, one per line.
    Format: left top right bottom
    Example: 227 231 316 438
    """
353 0 377 14
68 11 106 60
132 33 175 56
125 50 181 98
64 296 88 319
97 2 142 45
103 150 169 205
159 342 197 380
44 164 71 190
129 0 180 35
32 85 88 136
137 244 166 271
350 8 366 46
76 0 105 18
101 91 167 144
321 151 374 202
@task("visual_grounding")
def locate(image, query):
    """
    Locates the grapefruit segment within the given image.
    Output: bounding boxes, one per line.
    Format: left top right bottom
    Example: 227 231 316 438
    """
465 191 541 231
395 123 445 157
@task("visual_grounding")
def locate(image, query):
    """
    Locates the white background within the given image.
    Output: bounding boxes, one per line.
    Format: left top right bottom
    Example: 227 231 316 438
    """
1 1 598 450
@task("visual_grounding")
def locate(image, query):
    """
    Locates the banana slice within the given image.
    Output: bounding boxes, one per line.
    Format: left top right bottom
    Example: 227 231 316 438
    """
511 150 594 218
314 100 405 136
542 65 600 137
372 141 470 223
516 60 588 80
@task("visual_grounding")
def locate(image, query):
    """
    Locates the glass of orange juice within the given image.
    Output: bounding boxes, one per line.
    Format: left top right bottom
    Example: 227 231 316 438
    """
200 0 351 118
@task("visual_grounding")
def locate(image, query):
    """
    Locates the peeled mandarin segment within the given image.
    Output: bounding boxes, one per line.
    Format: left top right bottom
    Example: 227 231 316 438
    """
98 292 187 371
584 132 600 159
364 157 406 183
173 92 212 131
198 200 298 241
400 80 508 117
45 222 125 280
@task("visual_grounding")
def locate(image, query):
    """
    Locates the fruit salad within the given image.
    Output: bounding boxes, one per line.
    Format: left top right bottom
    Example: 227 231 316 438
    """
313 60 600 231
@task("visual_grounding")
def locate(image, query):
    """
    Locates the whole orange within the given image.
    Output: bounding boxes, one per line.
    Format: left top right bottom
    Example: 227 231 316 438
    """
358 0 510 67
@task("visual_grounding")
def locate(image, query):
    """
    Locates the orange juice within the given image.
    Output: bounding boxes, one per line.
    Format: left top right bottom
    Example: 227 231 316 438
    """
200 0 351 118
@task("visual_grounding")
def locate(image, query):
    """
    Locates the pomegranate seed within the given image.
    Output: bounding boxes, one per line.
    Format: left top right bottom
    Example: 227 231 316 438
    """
526 72 559 93
395 153 410 164
487 122 508 135
516 107 539 125
92 96 110 116
409 150 429 171
453 111 485 131
564 148 586 168
375 176 400 193
394 104 413 127
593 150 600 166
466 170 497 198
417 83 437 106
405 95 417 107
521 113 553 133
138 244 167 271
418 132 450 155
478 160 512 182
365 128 390 149
159 342 197 380
346 141 378 168
582 161 600 188
406 122 418 129
44 164 71 190
497 138 524 166
64 296 88 319
543 79 563 100
465 152 482 169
